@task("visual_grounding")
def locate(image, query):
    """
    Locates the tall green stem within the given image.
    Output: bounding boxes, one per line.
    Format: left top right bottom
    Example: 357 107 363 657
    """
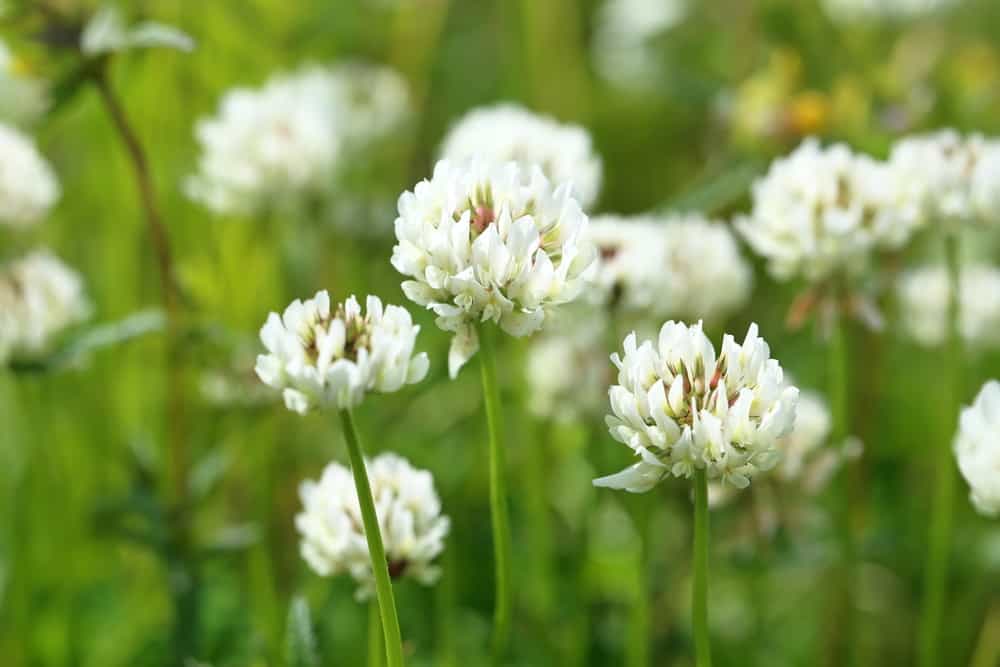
369 602 385 667
692 469 712 667
339 409 405 667
918 233 963 667
824 298 855 666
478 324 512 664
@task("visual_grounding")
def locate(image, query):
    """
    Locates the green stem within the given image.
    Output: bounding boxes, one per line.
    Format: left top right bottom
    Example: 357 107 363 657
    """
692 469 712 667
339 409 405 667
825 299 855 667
918 233 963 667
478 324 512 664
369 601 385 667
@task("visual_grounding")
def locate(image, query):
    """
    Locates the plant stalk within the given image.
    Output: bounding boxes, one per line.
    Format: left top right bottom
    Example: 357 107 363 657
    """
918 233 963 667
339 408 405 667
369 601 385 667
478 324 512 664
692 469 712 667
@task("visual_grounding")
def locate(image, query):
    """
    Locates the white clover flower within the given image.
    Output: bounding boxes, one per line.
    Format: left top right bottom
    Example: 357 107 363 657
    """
255 292 429 414
296 453 450 599
186 67 344 215
888 129 1000 228
737 138 922 282
327 62 410 149
0 123 59 228
592 0 688 90
822 0 960 23
187 63 409 216
525 308 610 422
0 250 89 363
392 159 596 377
588 213 752 322
438 104 602 209
897 264 1000 348
80 5 195 55
954 380 1000 517
594 321 799 491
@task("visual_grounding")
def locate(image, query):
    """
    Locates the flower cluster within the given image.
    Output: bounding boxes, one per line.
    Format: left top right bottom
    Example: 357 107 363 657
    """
588 213 752 322
0 250 89 364
255 292 428 414
392 159 596 377
595 321 799 491
736 138 922 282
525 308 610 422
954 380 1000 517
438 104 602 209
296 453 450 599
187 64 409 215
897 265 1000 348
0 122 59 228
888 129 1000 227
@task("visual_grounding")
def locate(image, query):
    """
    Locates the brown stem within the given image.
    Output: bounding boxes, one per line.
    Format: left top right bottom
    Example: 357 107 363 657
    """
92 63 196 660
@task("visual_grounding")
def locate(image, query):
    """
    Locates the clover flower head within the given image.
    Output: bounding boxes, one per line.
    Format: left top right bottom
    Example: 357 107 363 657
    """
0 250 89 364
296 453 450 599
594 321 799 491
588 213 752 321
438 104 602 209
0 123 59 228
888 129 1000 228
737 138 921 282
897 264 1000 348
954 380 1000 517
255 292 429 414
392 159 597 377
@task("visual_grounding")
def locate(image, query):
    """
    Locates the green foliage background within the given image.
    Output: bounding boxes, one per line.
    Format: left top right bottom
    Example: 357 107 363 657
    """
3 0 1000 665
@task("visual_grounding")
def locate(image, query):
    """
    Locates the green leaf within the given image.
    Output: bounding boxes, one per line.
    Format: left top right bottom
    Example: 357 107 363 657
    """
8 309 165 375
286 595 320 667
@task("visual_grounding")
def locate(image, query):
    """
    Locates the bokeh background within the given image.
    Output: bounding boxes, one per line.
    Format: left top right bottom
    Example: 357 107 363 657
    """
3 0 1000 665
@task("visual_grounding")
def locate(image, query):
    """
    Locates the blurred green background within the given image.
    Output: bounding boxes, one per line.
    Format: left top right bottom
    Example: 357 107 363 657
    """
3 0 1000 665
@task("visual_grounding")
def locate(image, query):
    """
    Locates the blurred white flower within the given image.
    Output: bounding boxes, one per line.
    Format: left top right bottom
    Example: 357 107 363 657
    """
588 213 752 322
392 159 596 377
592 0 688 90
296 452 450 599
438 104 602 209
0 123 59 228
187 67 344 215
327 62 410 149
255 292 429 414
525 308 609 422
737 138 922 282
0 250 89 364
888 129 1000 228
954 380 1000 517
594 321 799 491
972 147 1000 225
822 0 960 23
776 390 832 483
897 264 1000 348
187 63 409 216
0 39 48 124
80 5 195 55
